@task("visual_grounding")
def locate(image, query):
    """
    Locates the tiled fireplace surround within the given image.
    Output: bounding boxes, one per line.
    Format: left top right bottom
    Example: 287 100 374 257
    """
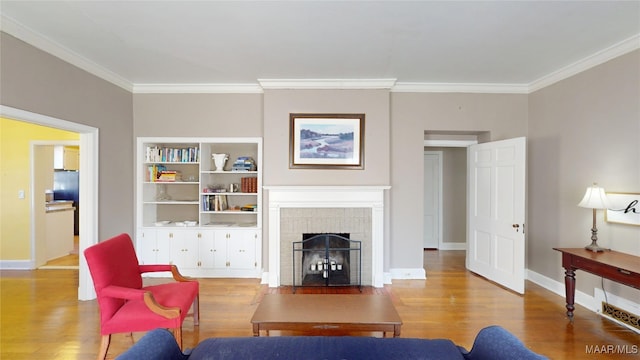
266 186 388 288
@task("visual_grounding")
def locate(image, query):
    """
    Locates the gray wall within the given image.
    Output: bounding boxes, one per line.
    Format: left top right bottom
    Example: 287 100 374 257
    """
528 50 640 299
133 94 263 137
0 32 134 241
390 93 528 269
262 89 390 186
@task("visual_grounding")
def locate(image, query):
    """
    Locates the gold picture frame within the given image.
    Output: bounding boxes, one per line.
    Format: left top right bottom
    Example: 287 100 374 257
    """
289 113 365 169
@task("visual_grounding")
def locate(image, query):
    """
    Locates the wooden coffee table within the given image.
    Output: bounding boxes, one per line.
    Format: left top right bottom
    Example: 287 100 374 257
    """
250 294 402 337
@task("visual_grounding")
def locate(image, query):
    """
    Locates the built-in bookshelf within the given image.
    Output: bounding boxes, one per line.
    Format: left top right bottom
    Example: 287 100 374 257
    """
136 137 262 278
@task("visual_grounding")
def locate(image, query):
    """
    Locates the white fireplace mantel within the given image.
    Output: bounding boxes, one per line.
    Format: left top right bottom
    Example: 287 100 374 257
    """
265 185 390 288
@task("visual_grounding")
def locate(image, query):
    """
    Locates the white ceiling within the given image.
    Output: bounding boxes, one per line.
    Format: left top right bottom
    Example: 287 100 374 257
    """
1 1 639 93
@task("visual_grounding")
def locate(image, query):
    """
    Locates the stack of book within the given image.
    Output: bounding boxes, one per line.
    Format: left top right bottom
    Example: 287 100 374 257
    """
232 156 257 171
157 170 179 182
240 204 257 212
241 177 258 193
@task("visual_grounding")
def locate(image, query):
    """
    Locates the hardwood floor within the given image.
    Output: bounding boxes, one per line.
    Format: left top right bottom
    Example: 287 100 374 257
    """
40 236 79 268
1 250 638 359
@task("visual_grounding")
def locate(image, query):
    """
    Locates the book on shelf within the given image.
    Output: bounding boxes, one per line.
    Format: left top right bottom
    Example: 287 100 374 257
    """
240 204 257 212
147 164 167 182
232 156 257 171
145 146 200 163
203 194 228 211
241 177 258 193
157 170 179 182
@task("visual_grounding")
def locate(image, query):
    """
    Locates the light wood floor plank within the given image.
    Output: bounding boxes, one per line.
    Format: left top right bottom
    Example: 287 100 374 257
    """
1 250 637 359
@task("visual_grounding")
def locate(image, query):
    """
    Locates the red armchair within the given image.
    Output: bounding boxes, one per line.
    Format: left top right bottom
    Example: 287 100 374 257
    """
84 233 199 360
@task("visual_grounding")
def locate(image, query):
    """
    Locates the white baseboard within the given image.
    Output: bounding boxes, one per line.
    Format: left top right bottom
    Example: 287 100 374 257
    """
527 269 640 334
439 242 466 250
526 269 598 310
0 260 34 270
389 268 427 280
383 272 393 284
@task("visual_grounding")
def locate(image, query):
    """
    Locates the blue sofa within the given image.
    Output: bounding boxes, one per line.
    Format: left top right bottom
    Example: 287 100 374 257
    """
116 325 547 360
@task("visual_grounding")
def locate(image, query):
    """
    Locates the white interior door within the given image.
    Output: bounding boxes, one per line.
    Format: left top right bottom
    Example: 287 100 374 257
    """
466 137 526 294
423 151 441 249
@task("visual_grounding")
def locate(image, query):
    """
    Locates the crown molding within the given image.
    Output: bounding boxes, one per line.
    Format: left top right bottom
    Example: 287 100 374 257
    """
2 13 638 95
0 15 133 92
258 78 397 90
528 33 640 93
133 83 264 94
392 82 529 94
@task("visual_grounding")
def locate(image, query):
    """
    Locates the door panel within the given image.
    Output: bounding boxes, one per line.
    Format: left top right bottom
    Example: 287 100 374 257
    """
467 137 526 294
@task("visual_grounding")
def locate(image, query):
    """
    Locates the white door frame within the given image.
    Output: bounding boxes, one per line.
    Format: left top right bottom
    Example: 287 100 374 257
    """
1 106 99 301
424 138 477 251
423 151 442 249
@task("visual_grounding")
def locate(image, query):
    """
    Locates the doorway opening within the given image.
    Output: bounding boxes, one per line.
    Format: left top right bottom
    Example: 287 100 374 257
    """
33 141 81 270
1 105 99 301
423 131 484 250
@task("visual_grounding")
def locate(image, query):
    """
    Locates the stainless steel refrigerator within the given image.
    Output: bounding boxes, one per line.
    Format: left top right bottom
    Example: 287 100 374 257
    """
53 170 79 235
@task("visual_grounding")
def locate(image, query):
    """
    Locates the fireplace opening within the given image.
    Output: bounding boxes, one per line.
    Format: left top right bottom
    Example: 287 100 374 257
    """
293 233 361 291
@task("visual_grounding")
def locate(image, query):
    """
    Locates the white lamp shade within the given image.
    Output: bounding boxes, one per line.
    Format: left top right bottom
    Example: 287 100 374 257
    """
578 184 609 209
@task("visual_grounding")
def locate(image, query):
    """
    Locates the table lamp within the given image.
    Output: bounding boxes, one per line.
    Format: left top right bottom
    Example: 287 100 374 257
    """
577 183 609 252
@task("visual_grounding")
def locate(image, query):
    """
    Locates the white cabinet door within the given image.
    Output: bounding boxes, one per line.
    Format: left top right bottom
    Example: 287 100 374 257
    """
152 229 172 264
136 228 156 265
227 230 257 270
170 229 200 269
208 229 258 270
137 228 171 265
212 231 230 269
198 230 216 268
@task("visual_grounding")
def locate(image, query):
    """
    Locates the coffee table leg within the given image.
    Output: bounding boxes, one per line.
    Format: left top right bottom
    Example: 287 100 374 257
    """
394 325 401 338
252 324 260 337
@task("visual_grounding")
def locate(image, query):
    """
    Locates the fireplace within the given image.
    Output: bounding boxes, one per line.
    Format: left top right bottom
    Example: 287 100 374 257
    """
293 233 361 290
265 186 389 288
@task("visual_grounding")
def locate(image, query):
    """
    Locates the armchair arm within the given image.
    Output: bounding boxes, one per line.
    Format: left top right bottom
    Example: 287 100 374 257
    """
139 264 194 282
143 292 181 319
139 264 172 273
101 285 146 301
101 285 180 319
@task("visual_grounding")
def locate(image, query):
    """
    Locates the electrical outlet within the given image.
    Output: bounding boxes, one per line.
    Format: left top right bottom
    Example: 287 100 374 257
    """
18 190 25 199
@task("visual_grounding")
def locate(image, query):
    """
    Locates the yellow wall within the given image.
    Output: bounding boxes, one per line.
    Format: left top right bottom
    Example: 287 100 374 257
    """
0 118 79 261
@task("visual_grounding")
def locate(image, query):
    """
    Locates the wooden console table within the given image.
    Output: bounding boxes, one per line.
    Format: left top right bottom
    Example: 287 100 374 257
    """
553 248 640 320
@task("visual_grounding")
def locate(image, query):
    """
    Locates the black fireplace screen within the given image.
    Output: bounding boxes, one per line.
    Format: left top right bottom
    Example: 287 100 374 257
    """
292 233 361 291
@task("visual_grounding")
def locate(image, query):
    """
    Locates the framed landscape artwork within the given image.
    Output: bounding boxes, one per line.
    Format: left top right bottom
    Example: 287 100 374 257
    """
605 192 639 226
289 113 365 169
